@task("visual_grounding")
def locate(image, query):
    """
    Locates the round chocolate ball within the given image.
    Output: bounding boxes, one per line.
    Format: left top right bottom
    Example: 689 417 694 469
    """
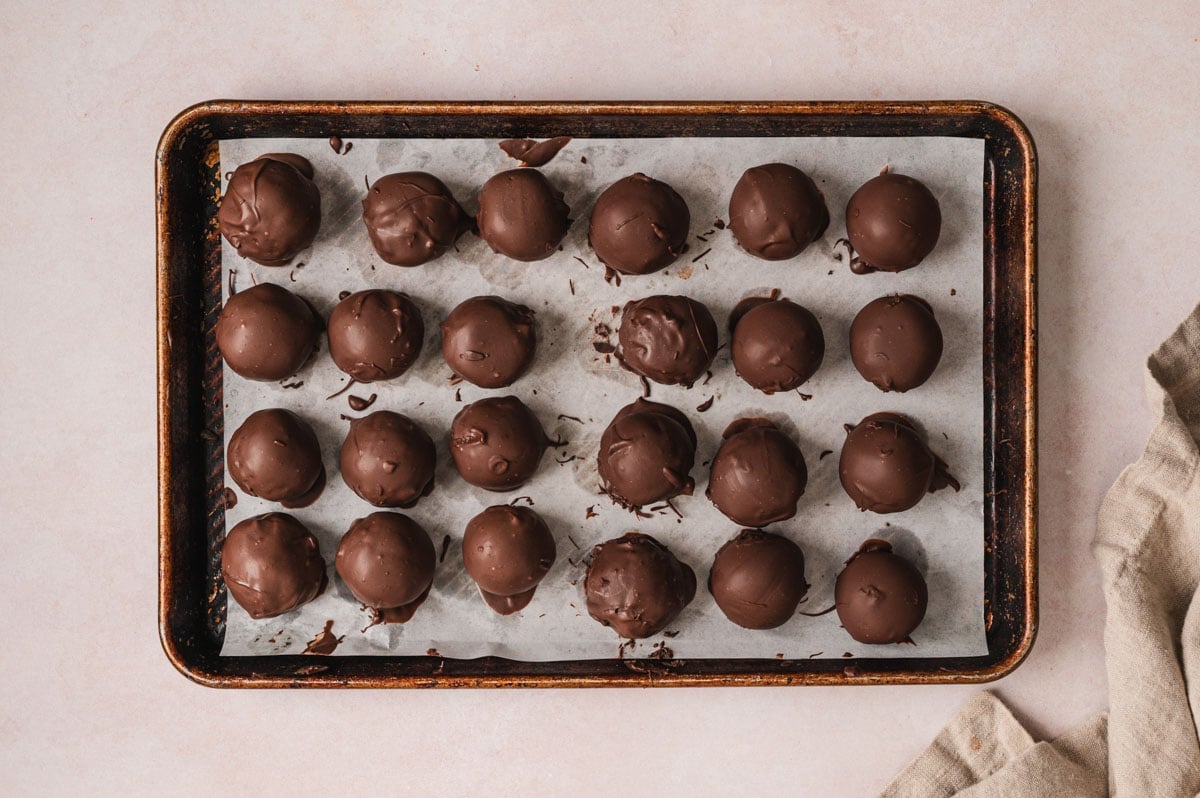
218 153 321 266
730 296 825 394
584 532 696 639
475 168 571 261
850 295 944 392
215 282 321 382
589 173 690 275
462 504 557 615
709 529 809 630
221 513 326 619
728 163 829 260
839 412 959 514
440 296 536 389
598 398 697 510
362 171 469 267
707 418 808 527
327 289 424 382
335 512 436 616
845 172 941 273
450 396 550 491
340 411 437 508
835 539 928 644
227 408 325 508
617 295 718 387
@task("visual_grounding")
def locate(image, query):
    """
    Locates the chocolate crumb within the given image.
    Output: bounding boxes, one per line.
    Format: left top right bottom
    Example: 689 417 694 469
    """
842 652 853 658
581 156 587 164
663 630 679 638
798 391 813 401
593 340 616 354
347 393 377 411
950 288 957 296
696 396 715 413
713 218 726 229
329 136 343 153
281 380 304 390
454 388 462 402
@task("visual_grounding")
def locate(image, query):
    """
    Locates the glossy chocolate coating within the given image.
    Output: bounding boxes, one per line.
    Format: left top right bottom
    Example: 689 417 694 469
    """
440 296 537 388
221 513 325 619
462 504 556 615
335 512 436 614
227 408 325 507
730 296 825 393
850 295 944 392
709 529 809 630
584 532 696 639
598 399 696 510
617 295 718 387
362 172 469 266
340 411 436 508
839 412 958 513
475 169 571 261
845 172 941 273
327 289 424 382
218 154 321 266
588 173 690 275
450 396 550 491
835 539 928 644
728 163 829 260
215 282 321 381
707 418 808 527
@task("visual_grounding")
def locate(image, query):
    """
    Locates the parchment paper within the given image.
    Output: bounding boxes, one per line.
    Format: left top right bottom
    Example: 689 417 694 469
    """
218 134 987 660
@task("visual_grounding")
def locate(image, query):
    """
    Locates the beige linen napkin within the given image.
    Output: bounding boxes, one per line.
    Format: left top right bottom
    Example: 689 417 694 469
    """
884 306 1200 797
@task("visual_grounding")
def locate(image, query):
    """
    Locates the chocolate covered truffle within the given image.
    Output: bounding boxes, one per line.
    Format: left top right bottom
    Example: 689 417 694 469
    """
227 408 325 508
589 173 690 275
440 296 536 388
221 513 325 619
598 398 697 510
362 172 469 266
327 289 424 382
617 295 718 387
845 171 941 273
340 411 436 508
584 532 696 639
850 295 944 392
707 418 808 527
475 169 571 261
839 412 958 514
450 396 551 491
463 505 557 615
335 512 436 621
216 282 321 382
835 539 928 644
218 153 321 266
730 296 825 393
709 529 808 630
728 163 829 260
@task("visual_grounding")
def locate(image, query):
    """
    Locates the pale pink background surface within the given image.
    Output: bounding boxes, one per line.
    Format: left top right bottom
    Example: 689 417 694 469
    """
2 2 1198 795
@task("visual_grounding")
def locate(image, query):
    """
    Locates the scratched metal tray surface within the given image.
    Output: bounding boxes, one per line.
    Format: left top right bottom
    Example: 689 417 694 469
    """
157 101 1036 688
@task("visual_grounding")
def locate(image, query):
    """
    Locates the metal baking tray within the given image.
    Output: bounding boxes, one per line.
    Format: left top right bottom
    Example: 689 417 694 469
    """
157 101 1036 687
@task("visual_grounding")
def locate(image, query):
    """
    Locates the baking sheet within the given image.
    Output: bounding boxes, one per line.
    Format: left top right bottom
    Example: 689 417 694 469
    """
217 134 987 661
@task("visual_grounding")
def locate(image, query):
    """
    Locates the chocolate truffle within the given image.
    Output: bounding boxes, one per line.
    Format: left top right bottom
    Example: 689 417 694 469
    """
215 282 321 382
475 169 571 261
707 418 808 527
709 529 808 630
335 512 436 620
617 295 718 387
850 295 944 392
218 153 321 266
839 412 959 514
589 173 690 275
835 539 928 644
450 396 551 491
845 172 941 273
730 296 825 394
462 505 557 615
362 172 469 266
728 163 829 260
227 408 325 508
327 289 424 382
584 532 696 639
221 513 325 619
340 411 437 508
440 296 536 388
598 399 697 510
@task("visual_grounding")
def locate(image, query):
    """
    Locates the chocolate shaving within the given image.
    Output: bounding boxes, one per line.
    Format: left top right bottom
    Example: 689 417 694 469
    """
280 380 304 390
691 247 711 263
557 414 584 424
348 393 377 411
568 279 575 295
439 534 451 564
573 255 590 270
819 449 833 460
696 396 714 413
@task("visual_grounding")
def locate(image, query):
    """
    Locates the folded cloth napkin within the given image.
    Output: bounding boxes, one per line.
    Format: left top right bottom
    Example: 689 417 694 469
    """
884 306 1200 797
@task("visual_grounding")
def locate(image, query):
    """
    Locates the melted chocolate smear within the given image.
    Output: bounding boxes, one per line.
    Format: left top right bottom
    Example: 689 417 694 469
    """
844 665 861 677
775 653 784 660
339 414 353 421
329 136 343 153
594 323 611 336
585 505 598 519
439 534 451 563
640 375 651 398
603 266 622 286
338 290 351 301
370 583 432 624
348 393 377 412
281 466 327 509
842 651 854 658
326 379 357 400
281 380 304 389
426 648 440 657
510 495 535 507
573 255 590 270
498 136 572 167
448 374 464 386
222 487 238 509
808 651 824 659
648 643 675 661
555 453 578 465
480 585 538 615
617 639 636 659
691 247 712 263
557 414 584 425
593 340 616 354
702 370 713 386
819 449 833 460
696 396 715 413
303 620 343 655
